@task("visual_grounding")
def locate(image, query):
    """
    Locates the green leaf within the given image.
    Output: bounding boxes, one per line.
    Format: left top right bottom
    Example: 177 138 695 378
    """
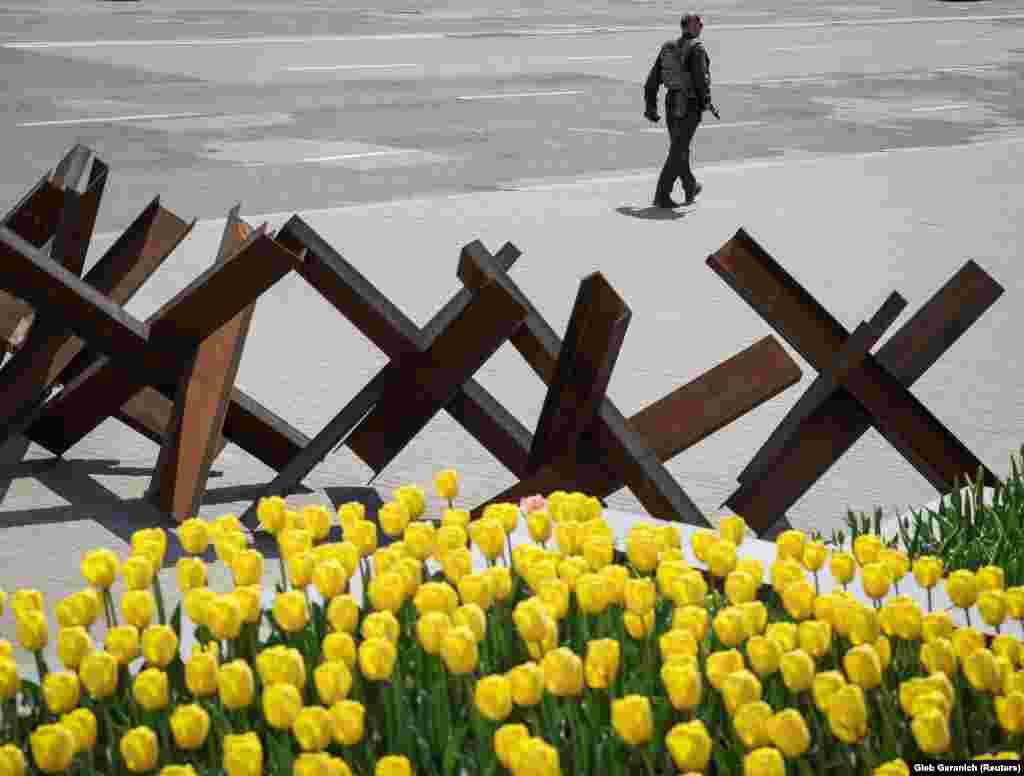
443 722 470 776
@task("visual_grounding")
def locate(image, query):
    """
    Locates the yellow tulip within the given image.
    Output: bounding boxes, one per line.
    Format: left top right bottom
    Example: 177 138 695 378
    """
15 609 48 652
844 644 883 689
80 549 119 589
329 699 365 745
874 759 910 776
746 635 782 677
362 610 400 644
42 671 80 715
667 720 712 772
770 559 804 597
509 662 545 707
539 580 570 621
494 723 530 769
979 590 1007 627
952 627 986 662
713 607 746 648
946 569 978 609
775 530 806 562
293 705 332 752
852 534 883 566
223 732 263 776
359 637 398 680
441 547 473 585
214 659 254 710
433 468 459 501
0 743 26 776
475 675 514 722
56 626 94 671
103 625 139 666
120 726 159 774
911 707 951 754
554 521 582 556
861 562 892 601
725 571 758 605
541 647 584 696
964 648 1001 694
994 691 1024 734
781 579 816 621
723 670 763 715
185 646 219 698
706 649 745 690
736 557 764 585
706 539 738 578
719 514 747 545
920 637 957 677
768 708 811 757
778 649 815 693
849 606 881 646
584 639 621 689
826 684 868 743
765 622 798 654
739 602 769 638
977 565 1005 592
367 571 406 614
922 611 955 642
262 682 303 730
205 594 242 642
581 535 612 571
743 747 785 776
993 635 1021 667
625 527 660 572
624 610 655 640
575 573 609 615
733 700 773 749
78 651 118 699
376 755 413 776
256 645 305 689
168 704 210 750
525 511 552 545
61 707 97 753
672 605 710 641
797 620 832 659
177 517 211 553
122 555 155 591
812 670 847 713
802 540 828 572
120 589 156 630
912 556 944 589
671 571 708 607
311 660 351 707
133 668 169 712
830 551 856 585
30 723 76 775
612 695 653 746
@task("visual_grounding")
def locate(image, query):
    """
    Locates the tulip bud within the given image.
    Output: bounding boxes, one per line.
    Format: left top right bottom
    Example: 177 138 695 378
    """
625 527 660 572
979 590 1008 628
56 626 94 671
475 675 513 722
30 723 76 775
440 626 479 676
797 620 832 659
747 635 782 677
293 705 332 752
80 549 119 590
733 700 773 749
322 632 356 669
0 743 26 776
994 691 1024 735
775 530 806 562
826 684 868 743
662 660 702 711
132 668 169 712
359 636 398 680
830 551 856 585
802 540 828 572
713 607 746 648
15 609 48 652
911 707 951 755
812 670 847 713
725 571 758 605
216 659 255 710
667 720 713 772
61 707 97 754
273 590 309 633
611 694 654 746
946 569 978 610
706 649 746 690
719 514 747 546
314 660 352 706
120 726 159 774
223 732 263 776
170 703 211 750
43 671 81 715
494 723 530 769
706 539 738 578
262 682 303 730
185 646 219 697
744 747 786 776
329 699 365 745
509 661 544 707
844 644 883 689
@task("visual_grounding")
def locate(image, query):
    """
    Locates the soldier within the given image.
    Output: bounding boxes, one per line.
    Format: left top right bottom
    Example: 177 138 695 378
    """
644 13 712 208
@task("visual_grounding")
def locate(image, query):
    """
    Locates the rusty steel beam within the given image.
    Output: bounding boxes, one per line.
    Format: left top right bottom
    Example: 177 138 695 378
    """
709 229 1003 533
23 226 305 455
147 208 261 520
0 198 194 443
527 272 631 472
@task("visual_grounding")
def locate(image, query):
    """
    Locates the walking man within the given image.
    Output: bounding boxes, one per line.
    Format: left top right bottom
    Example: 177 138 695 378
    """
644 13 712 208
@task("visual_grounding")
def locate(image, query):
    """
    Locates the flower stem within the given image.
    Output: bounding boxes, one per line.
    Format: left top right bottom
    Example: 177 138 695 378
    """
152 575 167 625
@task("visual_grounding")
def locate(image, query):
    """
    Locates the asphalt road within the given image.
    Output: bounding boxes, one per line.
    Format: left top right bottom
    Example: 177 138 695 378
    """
1 0 1022 231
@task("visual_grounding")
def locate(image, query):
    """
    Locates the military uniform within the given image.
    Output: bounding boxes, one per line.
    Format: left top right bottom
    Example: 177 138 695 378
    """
644 32 712 206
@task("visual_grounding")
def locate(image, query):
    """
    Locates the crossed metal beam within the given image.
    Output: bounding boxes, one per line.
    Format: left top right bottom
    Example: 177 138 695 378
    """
458 241 804 526
707 228 1003 535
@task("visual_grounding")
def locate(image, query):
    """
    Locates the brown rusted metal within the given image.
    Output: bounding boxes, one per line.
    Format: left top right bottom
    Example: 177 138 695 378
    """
22 225 305 455
709 228 1003 534
147 208 259 521
527 272 631 472
0 199 193 442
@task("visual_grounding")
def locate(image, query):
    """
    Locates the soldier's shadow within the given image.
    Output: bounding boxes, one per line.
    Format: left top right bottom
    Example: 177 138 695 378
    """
616 205 688 221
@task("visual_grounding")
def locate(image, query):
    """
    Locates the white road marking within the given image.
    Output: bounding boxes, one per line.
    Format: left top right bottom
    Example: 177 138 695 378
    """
87 136 1024 241
564 55 634 61
240 149 419 167
8 13 1024 48
909 103 971 112
457 90 583 101
17 111 205 127
283 63 419 72
567 127 630 136
771 44 832 52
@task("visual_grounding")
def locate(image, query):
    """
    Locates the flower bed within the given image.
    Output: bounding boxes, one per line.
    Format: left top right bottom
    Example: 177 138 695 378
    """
0 473 1023 776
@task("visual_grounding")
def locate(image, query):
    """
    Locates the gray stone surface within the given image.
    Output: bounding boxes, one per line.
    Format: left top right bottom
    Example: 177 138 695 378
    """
0 0 1022 660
